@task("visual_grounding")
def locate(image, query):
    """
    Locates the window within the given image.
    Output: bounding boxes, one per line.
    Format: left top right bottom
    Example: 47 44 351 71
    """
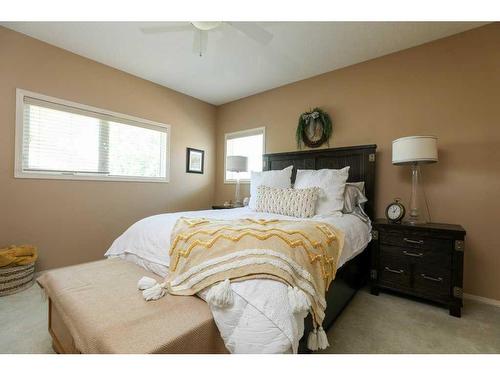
224 127 265 182
15 89 170 182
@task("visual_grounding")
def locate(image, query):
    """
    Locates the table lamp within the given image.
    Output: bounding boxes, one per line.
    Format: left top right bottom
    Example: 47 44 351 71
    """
392 136 438 224
226 155 248 207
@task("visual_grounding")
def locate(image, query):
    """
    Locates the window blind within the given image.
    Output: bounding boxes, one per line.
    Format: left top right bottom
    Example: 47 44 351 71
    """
19 93 169 181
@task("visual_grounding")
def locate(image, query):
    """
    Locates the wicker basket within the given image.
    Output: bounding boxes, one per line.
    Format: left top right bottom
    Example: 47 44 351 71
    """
0 263 36 296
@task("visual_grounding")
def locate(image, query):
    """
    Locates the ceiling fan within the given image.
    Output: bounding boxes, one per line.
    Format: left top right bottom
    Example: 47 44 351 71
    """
140 22 274 56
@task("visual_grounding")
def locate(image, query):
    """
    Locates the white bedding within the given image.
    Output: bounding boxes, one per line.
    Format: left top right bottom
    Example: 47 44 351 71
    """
105 207 371 353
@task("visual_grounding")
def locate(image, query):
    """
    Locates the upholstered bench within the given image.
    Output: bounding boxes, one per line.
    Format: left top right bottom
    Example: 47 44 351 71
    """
37 258 228 354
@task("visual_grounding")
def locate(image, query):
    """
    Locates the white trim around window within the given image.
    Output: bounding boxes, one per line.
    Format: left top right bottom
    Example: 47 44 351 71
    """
224 126 266 184
14 89 171 183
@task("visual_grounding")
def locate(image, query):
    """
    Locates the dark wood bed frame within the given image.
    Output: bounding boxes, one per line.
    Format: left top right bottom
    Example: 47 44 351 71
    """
263 144 377 353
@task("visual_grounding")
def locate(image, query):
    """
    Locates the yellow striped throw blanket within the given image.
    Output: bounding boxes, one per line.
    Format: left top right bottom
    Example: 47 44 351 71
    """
138 217 345 350
0 245 38 267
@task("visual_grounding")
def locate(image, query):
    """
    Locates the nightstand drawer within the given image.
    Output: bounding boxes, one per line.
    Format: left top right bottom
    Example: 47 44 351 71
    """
413 265 451 299
380 244 451 267
380 232 451 251
378 256 410 289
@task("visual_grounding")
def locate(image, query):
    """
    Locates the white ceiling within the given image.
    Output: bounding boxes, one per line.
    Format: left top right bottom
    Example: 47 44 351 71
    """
2 22 487 105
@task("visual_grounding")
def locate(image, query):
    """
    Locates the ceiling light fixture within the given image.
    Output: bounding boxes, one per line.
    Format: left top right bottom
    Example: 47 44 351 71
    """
191 22 222 31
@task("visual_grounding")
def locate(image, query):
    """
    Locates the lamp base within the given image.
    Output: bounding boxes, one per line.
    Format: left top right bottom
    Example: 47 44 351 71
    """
406 163 429 225
404 217 427 226
234 173 242 207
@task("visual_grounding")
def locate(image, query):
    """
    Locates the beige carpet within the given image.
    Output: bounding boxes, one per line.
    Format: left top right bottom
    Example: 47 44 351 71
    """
1 283 499 354
0 283 53 353
322 289 500 354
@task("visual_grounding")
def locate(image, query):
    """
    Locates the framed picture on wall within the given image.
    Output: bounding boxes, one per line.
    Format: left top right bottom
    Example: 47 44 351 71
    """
186 147 204 174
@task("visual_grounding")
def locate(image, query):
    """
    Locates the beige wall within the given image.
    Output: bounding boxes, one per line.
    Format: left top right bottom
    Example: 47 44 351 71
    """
215 23 500 300
0 26 217 271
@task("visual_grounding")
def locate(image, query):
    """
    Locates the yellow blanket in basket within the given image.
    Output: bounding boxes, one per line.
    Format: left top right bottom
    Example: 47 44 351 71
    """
0 245 38 267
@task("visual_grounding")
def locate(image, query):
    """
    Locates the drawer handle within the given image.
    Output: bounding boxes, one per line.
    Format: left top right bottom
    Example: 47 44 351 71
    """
403 250 424 257
404 238 424 245
421 274 443 283
384 266 404 274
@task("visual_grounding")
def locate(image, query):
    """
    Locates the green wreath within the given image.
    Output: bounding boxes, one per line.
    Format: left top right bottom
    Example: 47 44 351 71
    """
296 107 333 148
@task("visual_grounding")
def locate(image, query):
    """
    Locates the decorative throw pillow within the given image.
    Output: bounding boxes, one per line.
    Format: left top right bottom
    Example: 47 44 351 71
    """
342 182 368 213
248 165 293 210
255 186 319 218
293 167 350 216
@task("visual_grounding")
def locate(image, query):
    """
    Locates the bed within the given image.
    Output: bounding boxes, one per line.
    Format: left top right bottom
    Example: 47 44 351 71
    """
39 144 377 354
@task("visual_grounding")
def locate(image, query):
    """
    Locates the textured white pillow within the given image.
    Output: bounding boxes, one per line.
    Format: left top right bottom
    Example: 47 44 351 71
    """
255 186 319 218
294 166 350 215
248 165 293 210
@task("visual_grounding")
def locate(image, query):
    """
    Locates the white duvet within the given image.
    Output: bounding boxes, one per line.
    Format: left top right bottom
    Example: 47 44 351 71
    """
105 207 371 353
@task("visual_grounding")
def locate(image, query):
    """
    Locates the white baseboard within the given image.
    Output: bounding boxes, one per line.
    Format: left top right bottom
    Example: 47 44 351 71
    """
463 293 500 308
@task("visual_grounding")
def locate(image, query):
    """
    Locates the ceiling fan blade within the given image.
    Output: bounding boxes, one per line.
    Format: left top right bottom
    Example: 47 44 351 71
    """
227 22 273 45
192 30 208 56
140 24 193 34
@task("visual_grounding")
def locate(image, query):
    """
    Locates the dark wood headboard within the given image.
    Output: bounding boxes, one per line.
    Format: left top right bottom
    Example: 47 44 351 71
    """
263 144 377 219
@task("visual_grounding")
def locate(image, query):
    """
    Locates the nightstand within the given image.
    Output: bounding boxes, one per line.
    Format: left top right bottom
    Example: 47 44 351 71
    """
370 219 466 317
211 205 236 210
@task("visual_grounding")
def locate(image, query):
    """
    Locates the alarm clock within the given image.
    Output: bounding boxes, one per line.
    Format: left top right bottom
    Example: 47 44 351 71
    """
385 198 405 223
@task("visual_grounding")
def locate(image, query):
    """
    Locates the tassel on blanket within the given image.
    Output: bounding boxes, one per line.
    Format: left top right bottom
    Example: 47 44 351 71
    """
307 328 318 351
206 279 234 307
142 282 167 301
317 327 329 349
137 276 157 290
307 326 329 351
287 286 311 314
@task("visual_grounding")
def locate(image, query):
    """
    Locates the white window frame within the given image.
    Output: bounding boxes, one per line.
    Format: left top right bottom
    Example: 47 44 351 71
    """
14 89 171 183
224 126 266 184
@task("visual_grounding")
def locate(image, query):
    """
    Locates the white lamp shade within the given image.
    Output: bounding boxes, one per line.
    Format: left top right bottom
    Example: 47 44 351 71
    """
226 155 248 172
392 136 438 165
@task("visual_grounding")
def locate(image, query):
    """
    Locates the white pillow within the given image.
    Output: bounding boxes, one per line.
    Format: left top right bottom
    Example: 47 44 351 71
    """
293 166 350 215
255 186 319 218
249 165 293 210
